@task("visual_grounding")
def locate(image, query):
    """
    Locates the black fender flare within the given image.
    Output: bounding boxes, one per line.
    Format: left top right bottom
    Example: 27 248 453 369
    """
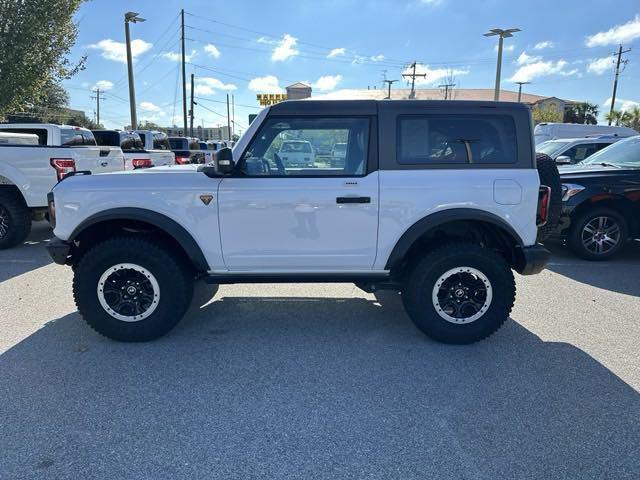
384 208 525 270
70 207 209 272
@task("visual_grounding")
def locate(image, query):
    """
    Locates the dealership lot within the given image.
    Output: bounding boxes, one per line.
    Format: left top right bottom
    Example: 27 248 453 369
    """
1 222 639 479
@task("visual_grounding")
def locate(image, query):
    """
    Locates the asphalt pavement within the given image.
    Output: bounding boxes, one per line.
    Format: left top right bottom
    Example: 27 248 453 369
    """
1 222 639 479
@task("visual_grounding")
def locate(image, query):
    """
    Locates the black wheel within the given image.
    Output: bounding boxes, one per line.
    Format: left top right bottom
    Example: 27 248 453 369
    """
0 189 32 249
73 236 194 341
402 243 515 344
536 153 562 242
568 207 628 260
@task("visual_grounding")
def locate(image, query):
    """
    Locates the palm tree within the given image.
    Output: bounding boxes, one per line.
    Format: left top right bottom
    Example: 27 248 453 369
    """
624 106 640 131
564 102 599 124
605 110 623 126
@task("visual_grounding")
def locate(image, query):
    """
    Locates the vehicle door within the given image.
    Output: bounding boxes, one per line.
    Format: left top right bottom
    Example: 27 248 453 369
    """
217 115 379 271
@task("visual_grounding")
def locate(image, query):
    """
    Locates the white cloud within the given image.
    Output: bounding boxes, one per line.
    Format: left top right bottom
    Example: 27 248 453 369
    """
163 49 197 62
193 77 237 96
352 53 386 64
93 80 113 91
257 36 273 44
248 75 283 93
533 41 554 50
139 102 162 112
516 51 542 65
400 63 470 85
587 57 613 75
418 0 443 5
603 96 640 112
313 75 343 91
271 34 299 61
495 43 515 53
508 59 577 83
89 38 152 63
586 15 640 47
204 44 221 58
327 47 346 58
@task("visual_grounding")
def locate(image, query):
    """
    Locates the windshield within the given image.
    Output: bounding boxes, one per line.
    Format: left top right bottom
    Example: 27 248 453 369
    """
582 136 640 167
537 141 570 157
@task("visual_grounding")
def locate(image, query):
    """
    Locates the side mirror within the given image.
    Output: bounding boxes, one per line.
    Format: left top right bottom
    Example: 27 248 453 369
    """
215 147 235 174
555 155 572 165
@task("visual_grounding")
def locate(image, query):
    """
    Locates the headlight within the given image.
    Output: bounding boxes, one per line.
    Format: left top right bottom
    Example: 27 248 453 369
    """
561 183 585 201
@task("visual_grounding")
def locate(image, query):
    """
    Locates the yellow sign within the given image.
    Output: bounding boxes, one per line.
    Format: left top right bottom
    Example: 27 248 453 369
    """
257 93 287 106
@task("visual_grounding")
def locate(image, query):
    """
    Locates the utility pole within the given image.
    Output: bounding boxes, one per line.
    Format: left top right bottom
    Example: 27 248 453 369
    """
231 94 235 139
180 9 188 136
124 12 146 130
438 83 456 100
189 73 195 137
515 81 531 102
226 94 231 141
608 44 631 125
402 62 426 99
91 88 102 125
484 28 520 101
383 79 398 99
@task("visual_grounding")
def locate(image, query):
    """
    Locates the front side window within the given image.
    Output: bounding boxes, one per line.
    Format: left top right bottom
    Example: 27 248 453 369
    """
397 114 517 165
562 143 601 163
240 117 369 176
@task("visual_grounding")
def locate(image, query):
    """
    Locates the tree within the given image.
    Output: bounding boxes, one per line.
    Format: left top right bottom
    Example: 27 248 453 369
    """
138 120 162 130
0 0 85 115
532 104 563 125
605 110 632 127
564 102 599 125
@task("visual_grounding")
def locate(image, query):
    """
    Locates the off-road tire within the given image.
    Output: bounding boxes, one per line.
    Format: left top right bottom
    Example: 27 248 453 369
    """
567 207 628 261
0 189 32 249
73 236 194 342
402 243 516 344
536 153 562 242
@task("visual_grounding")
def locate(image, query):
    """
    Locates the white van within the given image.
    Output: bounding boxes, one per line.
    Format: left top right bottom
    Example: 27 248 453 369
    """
534 123 637 145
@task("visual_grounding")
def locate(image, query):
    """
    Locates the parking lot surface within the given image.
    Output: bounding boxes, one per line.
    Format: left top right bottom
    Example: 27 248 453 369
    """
1 222 639 479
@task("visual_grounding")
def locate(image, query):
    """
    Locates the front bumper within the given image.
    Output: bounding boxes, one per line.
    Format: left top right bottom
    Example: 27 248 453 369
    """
46 239 71 265
515 244 551 275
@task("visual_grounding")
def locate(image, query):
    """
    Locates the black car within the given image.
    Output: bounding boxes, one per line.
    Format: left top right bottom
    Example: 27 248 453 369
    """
555 135 640 260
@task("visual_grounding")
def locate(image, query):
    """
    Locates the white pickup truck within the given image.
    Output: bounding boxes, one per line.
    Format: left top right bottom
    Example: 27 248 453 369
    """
133 130 175 168
0 123 125 248
93 130 175 170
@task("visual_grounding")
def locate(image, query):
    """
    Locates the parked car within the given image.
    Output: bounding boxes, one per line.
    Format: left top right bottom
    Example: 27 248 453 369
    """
92 130 169 170
0 123 125 248
208 141 228 151
198 141 214 163
330 142 347 167
534 122 637 145
278 140 315 168
536 135 623 165
553 135 640 260
46 99 553 344
168 136 205 164
131 130 175 168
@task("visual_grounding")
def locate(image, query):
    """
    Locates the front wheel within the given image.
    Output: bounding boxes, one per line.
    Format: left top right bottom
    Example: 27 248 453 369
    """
402 243 515 344
568 207 628 260
73 237 194 341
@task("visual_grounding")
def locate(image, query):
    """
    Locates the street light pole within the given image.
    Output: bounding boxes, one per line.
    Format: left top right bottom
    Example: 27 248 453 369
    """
124 12 146 130
515 81 531 102
484 28 520 101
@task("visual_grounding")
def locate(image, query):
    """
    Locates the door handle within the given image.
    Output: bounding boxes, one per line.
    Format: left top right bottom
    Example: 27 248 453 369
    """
336 196 371 204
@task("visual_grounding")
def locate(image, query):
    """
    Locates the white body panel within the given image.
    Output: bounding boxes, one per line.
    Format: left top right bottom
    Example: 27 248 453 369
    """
534 123 638 144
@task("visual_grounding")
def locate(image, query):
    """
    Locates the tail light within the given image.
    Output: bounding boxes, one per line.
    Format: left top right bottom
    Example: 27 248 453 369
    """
50 158 76 181
537 185 551 227
175 155 190 165
132 158 153 169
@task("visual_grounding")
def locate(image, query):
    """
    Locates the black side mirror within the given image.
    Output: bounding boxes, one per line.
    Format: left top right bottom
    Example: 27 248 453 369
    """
215 147 235 174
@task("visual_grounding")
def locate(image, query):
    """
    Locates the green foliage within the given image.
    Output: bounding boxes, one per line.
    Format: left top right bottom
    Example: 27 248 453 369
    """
137 120 163 131
606 108 640 131
0 0 85 114
564 102 599 125
532 104 563 125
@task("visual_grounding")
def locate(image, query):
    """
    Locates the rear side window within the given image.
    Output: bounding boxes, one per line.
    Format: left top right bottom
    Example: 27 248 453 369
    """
61 128 96 146
397 115 517 165
93 131 120 146
153 133 171 150
1 128 48 145
169 138 184 150
120 132 143 150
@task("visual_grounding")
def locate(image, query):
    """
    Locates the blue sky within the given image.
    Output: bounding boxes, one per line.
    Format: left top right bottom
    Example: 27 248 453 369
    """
65 0 640 131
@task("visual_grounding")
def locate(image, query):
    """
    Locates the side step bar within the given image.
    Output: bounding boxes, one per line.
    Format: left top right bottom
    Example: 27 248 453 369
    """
204 272 393 285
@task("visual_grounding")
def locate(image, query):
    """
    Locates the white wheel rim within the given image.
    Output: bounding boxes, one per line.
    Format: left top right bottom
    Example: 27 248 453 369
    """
97 263 160 322
431 267 493 324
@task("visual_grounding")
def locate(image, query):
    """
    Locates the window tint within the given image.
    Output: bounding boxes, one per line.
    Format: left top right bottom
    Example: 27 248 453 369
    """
562 143 601 163
93 131 120 147
153 133 170 150
137 132 147 145
1 128 48 145
60 128 96 146
169 138 185 150
241 117 369 176
397 115 517 165
120 132 143 150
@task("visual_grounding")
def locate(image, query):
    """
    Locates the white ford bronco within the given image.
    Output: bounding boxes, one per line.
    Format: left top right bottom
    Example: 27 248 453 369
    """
46 100 551 344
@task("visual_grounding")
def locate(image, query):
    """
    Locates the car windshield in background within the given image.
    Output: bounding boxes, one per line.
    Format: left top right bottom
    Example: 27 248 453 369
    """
537 140 570 157
582 136 640 167
61 128 96 146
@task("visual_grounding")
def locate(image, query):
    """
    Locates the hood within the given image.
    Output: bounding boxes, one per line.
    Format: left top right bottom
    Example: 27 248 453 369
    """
559 163 638 180
106 163 201 175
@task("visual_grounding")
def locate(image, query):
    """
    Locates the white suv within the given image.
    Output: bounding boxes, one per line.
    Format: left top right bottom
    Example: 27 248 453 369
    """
46 100 552 344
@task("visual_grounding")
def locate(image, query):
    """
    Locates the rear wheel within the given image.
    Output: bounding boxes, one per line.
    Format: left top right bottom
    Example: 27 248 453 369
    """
0 189 32 249
568 207 628 260
402 243 515 344
73 236 194 341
